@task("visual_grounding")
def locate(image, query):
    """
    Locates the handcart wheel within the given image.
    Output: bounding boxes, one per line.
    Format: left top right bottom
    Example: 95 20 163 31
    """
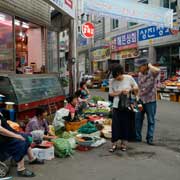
0 161 9 178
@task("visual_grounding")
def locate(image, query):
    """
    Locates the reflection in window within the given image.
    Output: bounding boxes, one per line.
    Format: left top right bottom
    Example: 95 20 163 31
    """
47 31 59 73
0 12 13 71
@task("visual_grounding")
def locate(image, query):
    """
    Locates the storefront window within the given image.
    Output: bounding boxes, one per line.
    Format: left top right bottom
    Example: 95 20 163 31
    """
15 18 44 74
0 12 13 71
47 31 59 73
156 45 180 77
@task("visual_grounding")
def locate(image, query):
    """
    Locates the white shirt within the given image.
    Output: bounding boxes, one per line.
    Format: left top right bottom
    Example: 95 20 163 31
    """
109 75 138 108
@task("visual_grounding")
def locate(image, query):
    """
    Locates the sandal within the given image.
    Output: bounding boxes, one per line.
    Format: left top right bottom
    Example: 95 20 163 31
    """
121 144 127 151
109 145 117 152
17 169 35 177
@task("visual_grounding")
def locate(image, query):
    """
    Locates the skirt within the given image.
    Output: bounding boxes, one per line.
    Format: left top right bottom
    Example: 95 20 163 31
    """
0 134 31 162
111 108 132 142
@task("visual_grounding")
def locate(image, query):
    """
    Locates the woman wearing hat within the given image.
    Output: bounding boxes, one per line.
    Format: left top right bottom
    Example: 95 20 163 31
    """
109 65 138 152
134 58 160 145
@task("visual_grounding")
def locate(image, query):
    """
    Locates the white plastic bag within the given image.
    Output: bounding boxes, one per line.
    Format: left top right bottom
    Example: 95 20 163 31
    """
53 108 70 131
31 130 44 144
91 138 106 147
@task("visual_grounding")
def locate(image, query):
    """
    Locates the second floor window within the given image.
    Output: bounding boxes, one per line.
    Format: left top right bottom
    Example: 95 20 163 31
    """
138 0 148 4
112 19 119 30
160 0 177 12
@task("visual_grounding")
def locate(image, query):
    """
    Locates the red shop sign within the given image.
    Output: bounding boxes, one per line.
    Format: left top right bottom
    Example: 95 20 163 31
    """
65 0 73 9
82 22 95 38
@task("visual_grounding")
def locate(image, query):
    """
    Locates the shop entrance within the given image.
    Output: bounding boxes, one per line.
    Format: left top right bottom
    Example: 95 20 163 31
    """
125 59 135 73
15 18 44 74
156 45 180 77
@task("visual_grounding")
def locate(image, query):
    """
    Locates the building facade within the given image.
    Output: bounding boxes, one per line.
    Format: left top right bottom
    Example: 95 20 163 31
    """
99 0 180 76
82 0 180 77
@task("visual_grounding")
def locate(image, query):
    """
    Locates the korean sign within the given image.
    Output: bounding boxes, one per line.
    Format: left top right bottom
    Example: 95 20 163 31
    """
91 47 110 61
84 0 173 28
78 35 87 47
112 31 137 51
138 26 171 41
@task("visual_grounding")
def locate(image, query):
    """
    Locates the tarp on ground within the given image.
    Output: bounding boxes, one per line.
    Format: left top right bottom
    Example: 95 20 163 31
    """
84 0 173 28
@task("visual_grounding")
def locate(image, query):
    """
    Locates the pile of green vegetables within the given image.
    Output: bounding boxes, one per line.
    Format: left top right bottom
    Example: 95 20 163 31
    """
90 96 105 103
52 138 74 158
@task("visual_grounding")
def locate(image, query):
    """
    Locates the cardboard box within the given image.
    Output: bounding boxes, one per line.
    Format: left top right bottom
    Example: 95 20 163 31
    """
170 93 177 102
32 146 54 160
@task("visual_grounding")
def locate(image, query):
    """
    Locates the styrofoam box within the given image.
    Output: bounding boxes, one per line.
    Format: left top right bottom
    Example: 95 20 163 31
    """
32 146 54 160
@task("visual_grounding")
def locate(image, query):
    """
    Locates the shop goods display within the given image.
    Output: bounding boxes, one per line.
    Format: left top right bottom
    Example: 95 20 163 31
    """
91 96 105 103
76 136 94 147
52 138 74 158
84 108 110 116
61 132 77 149
78 122 98 134
65 119 87 132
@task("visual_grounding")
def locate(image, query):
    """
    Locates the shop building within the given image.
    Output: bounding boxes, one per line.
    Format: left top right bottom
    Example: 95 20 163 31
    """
0 0 76 120
0 0 50 73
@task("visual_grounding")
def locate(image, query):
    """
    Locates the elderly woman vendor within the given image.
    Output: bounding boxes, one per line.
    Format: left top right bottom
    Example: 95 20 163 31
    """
0 113 44 177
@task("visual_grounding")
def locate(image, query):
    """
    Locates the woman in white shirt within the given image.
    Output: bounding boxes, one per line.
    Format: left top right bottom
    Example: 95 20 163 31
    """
109 65 138 152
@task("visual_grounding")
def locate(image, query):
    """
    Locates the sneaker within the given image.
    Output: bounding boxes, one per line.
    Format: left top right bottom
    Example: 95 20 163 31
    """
135 139 142 142
147 141 155 146
17 169 35 177
29 158 44 165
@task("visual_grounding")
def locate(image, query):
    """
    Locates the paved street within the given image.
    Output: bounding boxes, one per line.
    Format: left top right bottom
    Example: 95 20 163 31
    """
12 89 180 180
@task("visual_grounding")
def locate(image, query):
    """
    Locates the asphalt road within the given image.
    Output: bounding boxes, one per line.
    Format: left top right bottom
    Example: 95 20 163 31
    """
11 89 180 180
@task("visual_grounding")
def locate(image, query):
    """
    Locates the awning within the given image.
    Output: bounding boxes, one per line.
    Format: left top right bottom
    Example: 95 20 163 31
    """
84 0 173 28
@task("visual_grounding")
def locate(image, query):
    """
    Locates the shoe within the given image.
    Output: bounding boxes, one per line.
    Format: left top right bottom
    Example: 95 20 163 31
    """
120 144 127 151
135 139 142 142
121 147 127 151
29 158 44 165
147 141 155 146
109 145 117 153
17 169 35 177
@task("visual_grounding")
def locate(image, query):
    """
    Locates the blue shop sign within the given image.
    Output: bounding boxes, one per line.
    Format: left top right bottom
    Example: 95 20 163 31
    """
78 35 87 47
138 26 171 41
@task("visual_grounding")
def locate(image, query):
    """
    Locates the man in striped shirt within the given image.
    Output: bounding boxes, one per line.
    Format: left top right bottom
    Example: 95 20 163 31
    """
135 58 160 145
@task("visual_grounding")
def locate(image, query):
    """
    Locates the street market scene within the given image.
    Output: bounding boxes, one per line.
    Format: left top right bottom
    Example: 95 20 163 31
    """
0 0 180 179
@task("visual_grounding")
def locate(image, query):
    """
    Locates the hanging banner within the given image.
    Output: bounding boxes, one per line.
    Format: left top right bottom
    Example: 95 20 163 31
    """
84 0 173 28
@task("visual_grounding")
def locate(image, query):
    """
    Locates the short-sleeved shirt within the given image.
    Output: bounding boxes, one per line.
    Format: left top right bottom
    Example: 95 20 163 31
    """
25 116 49 134
65 103 76 114
109 75 138 108
138 69 159 104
